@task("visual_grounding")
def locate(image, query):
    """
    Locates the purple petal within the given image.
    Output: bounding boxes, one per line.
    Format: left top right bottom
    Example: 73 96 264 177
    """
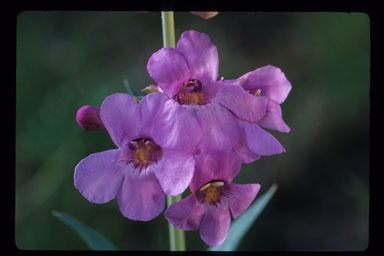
74 149 124 204
176 30 219 85
137 92 169 138
152 98 202 152
232 130 261 164
200 207 231 247
76 105 105 131
212 151 242 183
194 103 240 153
117 173 165 221
240 65 292 104
147 47 190 97
100 93 139 148
190 151 241 192
257 100 291 133
164 194 205 230
228 183 261 219
189 153 218 193
153 150 195 196
213 82 268 122
241 121 286 156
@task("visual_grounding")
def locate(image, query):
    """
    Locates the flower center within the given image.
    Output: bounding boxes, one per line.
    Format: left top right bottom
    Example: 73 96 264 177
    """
122 138 162 172
196 180 226 206
174 79 205 105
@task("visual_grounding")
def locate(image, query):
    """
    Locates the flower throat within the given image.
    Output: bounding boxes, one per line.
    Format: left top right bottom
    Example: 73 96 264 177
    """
174 79 204 105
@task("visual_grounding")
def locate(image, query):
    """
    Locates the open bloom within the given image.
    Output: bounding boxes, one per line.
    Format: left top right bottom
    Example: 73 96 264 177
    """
147 30 270 154
74 93 195 221
224 65 291 163
164 151 261 246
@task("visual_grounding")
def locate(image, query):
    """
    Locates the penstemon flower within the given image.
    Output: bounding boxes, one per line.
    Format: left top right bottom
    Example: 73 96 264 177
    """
164 151 260 246
147 30 287 161
74 93 196 221
147 30 270 154
224 65 292 163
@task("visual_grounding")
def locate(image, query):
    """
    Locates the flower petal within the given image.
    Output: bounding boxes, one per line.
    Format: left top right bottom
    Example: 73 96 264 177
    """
152 98 201 152
189 153 218 193
232 129 261 164
164 194 205 230
154 150 195 196
241 121 286 156
74 149 124 204
257 100 291 133
194 103 240 153
176 30 219 85
100 93 139 148
190 151 241 192
214 82 268 122
117 173 165 221
228 183 261 219
147 47 190 97
200 207 231 247
137 92 169 138
212 151 242 183
240 65 292 104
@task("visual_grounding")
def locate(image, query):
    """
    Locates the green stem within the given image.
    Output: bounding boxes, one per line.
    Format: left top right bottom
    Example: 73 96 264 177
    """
161 11 186 251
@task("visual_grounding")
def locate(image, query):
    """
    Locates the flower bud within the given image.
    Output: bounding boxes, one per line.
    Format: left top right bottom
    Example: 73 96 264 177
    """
76 105 105 131
191 12 219 19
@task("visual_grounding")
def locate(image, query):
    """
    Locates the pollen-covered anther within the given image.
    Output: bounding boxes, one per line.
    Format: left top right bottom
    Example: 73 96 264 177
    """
211 181 224 187
200 183 211 191
254 89 261 96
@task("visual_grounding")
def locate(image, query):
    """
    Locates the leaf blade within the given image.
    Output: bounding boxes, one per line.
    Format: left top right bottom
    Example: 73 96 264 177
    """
208 183 278 251
52 211 118 250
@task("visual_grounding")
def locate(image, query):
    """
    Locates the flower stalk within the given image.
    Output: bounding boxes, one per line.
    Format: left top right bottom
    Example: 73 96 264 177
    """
161 11 186 251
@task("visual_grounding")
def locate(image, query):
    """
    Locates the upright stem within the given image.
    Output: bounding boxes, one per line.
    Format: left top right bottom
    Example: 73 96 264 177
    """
161 11 186 251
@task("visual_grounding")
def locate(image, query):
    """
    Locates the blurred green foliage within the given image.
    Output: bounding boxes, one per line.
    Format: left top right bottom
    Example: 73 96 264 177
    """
16 11 369 250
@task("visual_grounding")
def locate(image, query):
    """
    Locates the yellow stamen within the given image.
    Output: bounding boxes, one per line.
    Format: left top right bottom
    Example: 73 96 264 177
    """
211 181 224 187
200 183 211 191
254 89 261 96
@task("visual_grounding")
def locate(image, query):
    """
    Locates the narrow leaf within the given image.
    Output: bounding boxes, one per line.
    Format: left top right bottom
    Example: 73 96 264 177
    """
52 211 118 250
208 183 278 251
123 79 142 98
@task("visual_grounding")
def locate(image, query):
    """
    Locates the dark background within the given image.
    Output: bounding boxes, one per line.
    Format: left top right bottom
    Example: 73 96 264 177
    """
16 11 369 251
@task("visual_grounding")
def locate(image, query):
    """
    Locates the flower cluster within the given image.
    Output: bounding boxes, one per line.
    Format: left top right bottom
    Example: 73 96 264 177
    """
74 30 291 247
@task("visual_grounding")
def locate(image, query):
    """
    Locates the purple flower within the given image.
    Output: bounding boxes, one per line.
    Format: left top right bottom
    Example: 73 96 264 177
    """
164 151 261 246
238 65 291 133
74 93 195 221
147 30 269 154
224 65 292 163
76 105 105 131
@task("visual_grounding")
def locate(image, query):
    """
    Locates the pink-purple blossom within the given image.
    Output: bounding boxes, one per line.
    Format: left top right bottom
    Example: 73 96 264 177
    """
147 30 269 154
147 30 288 161
164 151 261 246
223 65 292 163
74 93 196 221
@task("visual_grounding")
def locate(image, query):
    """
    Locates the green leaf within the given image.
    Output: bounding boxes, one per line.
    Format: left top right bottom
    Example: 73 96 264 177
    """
208 183 278 251
123 79 142 98
52 211 119 250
